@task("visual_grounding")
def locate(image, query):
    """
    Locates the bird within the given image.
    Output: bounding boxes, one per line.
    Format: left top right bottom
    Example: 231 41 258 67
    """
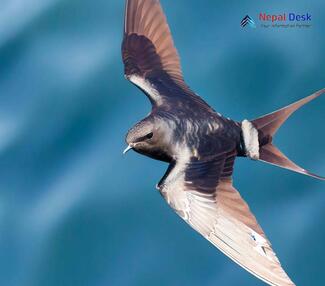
121 0 324 285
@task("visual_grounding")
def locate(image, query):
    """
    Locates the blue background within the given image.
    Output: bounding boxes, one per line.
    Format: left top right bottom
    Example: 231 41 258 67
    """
0 1 324 285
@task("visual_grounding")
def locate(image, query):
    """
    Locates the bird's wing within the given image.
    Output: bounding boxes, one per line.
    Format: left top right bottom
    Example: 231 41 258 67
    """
122 0 211 109
158 144 295 286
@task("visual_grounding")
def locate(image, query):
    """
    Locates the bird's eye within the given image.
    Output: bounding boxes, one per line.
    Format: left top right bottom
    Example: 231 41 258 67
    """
146 132 153 139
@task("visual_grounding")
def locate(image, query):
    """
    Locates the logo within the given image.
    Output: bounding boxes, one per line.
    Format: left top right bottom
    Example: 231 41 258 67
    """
259 13 311 22
259 13 312 28
241 13 312 29
240 15 256 28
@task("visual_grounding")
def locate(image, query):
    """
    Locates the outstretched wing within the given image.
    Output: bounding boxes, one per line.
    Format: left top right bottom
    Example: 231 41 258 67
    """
158 145 295 286
122 0 211 109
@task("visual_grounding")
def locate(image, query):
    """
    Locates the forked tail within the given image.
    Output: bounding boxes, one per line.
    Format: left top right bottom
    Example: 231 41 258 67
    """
241 88 325 180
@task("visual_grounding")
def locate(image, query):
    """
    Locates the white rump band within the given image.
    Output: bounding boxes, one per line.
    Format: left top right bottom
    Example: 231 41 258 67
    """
242 120 260 160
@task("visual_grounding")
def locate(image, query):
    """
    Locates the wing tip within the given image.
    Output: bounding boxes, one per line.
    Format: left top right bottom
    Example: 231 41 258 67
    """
122 0 184 80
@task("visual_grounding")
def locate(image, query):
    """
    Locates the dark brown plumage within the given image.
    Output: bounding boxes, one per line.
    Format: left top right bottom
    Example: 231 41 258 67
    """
121 1 324 285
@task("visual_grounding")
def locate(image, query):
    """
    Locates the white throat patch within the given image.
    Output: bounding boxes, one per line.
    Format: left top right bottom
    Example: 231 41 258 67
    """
241 120 260 160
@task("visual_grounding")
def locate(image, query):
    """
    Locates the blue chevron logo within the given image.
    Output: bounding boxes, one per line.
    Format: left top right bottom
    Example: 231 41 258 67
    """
241 15 256 28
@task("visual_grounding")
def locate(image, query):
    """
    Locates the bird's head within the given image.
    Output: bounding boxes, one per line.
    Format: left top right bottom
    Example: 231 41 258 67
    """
124 117 173 162
125 118 155 153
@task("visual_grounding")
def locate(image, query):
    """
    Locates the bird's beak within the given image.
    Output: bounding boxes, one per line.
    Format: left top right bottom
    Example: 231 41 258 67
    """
123 145 133 155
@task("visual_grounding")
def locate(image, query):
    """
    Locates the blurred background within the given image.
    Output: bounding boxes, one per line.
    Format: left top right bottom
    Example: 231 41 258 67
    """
0 0 324 285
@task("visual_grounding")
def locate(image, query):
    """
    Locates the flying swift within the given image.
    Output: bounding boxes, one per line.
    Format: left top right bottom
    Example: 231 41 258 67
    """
121 1 324 285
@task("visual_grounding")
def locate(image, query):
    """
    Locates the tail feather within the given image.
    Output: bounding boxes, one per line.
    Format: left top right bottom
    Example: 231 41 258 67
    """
253 89 324 140
250 88 325 180
259 143 324 180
